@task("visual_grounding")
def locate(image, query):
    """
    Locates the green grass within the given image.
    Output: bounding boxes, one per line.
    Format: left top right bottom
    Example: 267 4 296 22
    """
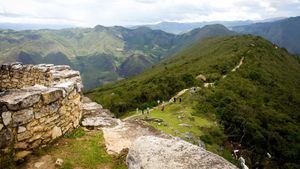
127 91 234 163
44 127 127 169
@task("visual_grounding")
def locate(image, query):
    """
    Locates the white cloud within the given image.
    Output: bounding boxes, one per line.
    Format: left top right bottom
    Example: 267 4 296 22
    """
0 0 299 26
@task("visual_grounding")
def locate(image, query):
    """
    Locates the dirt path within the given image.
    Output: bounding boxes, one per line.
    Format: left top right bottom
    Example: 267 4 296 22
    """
231 57 244 72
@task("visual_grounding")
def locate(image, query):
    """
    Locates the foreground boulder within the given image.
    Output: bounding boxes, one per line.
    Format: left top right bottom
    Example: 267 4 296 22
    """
127 136 237 169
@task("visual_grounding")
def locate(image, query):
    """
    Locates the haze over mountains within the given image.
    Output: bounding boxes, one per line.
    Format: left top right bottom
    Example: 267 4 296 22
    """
131 17 286 34
232 16 300 55
0 16 299 89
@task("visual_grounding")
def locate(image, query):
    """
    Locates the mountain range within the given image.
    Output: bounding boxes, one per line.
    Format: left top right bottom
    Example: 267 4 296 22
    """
0 24 234 89
0 16 299 89
232 16 300 55
132 17 286 34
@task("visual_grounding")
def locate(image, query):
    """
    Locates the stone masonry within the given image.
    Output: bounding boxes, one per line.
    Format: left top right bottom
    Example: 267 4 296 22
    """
0 62 83 161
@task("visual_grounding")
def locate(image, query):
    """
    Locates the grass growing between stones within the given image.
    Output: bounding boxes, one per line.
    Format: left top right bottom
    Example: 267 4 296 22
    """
25 127 127 169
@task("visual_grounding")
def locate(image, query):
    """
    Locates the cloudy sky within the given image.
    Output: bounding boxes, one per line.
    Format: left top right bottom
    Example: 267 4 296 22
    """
0 0 300 27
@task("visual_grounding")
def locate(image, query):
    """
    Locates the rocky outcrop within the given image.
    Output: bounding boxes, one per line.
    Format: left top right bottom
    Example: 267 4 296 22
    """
0 63 83 161
102 120 170 154
81 97 118 127
81 98 237 169
127 136 238 169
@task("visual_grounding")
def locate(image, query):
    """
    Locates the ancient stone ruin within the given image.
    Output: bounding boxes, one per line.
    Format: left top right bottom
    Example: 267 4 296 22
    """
0 62 83 161
0 63 238 169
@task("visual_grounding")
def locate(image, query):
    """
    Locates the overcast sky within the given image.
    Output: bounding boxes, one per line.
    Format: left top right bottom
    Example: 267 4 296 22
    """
0 0 300 27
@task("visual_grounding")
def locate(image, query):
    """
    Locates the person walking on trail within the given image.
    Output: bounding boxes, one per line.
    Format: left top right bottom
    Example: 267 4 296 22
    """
157 100 160 105
147 107 150 115
161 101 165 111
173 97 176 103
179 98 182 103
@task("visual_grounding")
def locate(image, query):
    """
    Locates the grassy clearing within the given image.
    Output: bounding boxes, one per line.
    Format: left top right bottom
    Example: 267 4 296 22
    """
126 91 234 163
35 128 127 169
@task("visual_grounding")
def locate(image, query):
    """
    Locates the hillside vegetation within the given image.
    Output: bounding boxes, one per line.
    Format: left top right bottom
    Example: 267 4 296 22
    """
0 24 234 89
87 35 300 168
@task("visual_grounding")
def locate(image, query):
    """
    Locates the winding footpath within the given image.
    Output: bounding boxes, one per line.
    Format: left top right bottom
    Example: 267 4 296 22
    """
124 57 245 121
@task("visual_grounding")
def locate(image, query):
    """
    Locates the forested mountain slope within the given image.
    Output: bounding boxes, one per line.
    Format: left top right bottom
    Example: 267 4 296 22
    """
87 35 300 168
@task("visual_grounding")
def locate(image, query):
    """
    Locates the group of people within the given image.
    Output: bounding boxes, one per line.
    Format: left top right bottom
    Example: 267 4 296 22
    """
136 97 183 115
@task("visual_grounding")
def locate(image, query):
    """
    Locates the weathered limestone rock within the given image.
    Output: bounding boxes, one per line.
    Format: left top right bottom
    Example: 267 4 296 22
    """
12 108 34 126
17 131 32 141
2 111 12 126
81 101 116 127
14 150 32 161
81 116 118 127
127 136 238 169
0 90 41 110
51 126 62 139
102 121 169 154
196 74 207 81
18 126 27 133
41 88 63 104
15 142 28 149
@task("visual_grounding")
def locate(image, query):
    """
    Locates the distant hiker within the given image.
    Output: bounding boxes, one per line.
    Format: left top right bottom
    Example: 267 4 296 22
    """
239 156 249 169
233 149 239 159
161 101 165 111
173 97 176 103
267 152 271 159
179 98 182 102
147 107 150 115
157 100 160 105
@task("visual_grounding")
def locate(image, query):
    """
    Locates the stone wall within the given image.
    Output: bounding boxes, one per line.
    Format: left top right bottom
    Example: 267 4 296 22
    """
0 62 83 161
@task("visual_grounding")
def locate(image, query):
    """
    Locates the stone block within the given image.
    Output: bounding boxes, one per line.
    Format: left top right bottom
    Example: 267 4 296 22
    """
17 126 27 133
14 151 32 161
41 88 63 104
35 102 60 119
29 133 42 142
17 131 32 141
12 108 34 126
51 126 62 139
14 142 28 149
2 111 12 126
31 139 42 149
